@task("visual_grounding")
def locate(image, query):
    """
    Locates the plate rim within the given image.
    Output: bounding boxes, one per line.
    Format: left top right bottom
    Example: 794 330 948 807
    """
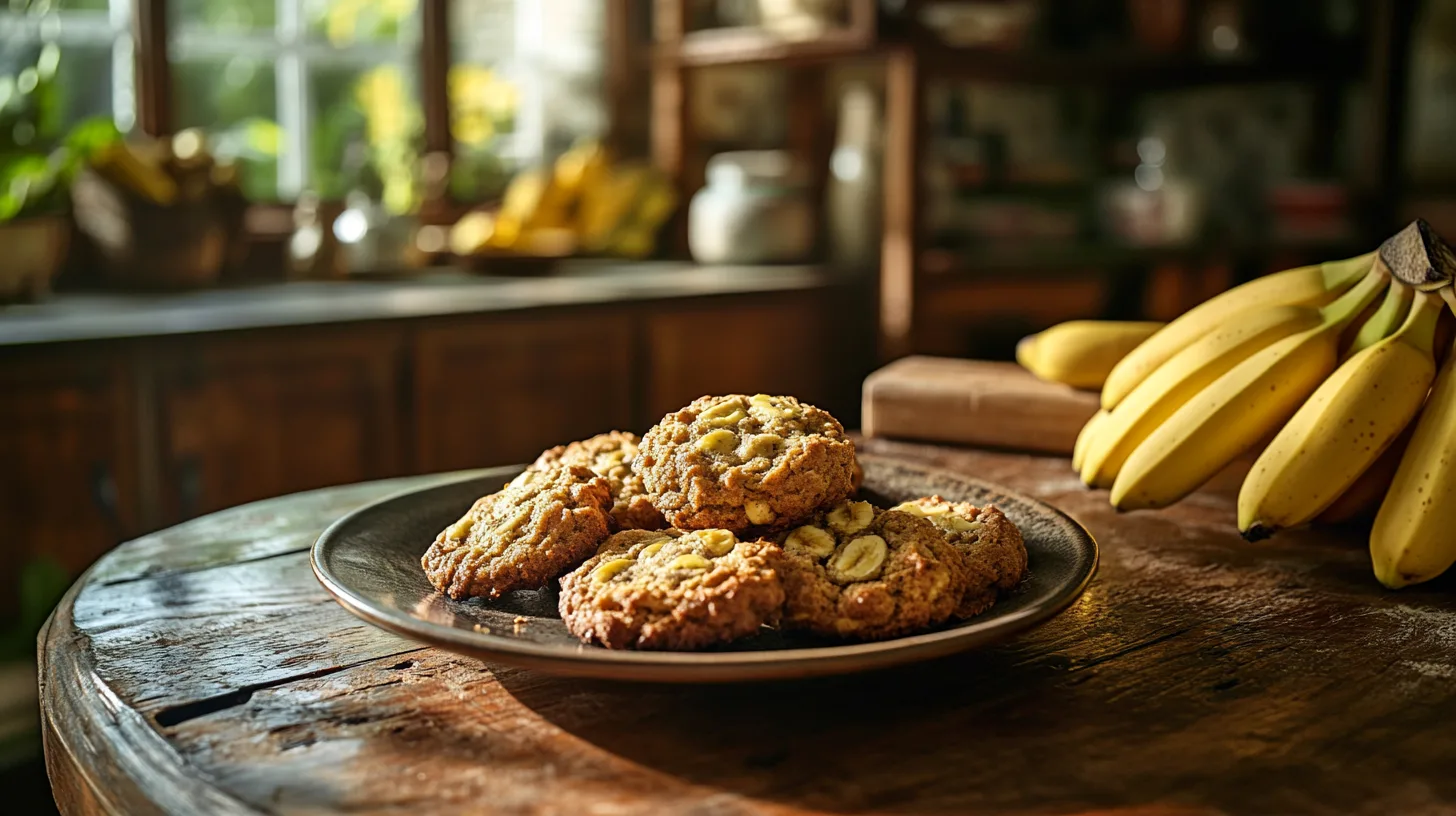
312 456 1099 681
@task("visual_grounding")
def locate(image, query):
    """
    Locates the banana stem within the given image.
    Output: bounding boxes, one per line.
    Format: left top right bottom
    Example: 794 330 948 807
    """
1319 250 1380 291
1441 286 1456 318
1319 265 1390 328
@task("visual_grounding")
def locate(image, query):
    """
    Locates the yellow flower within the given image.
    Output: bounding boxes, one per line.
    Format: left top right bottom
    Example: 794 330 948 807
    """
449 65 517 145
357 66 413 145
380 0 417 24
325 0 365 46
244 118 284 156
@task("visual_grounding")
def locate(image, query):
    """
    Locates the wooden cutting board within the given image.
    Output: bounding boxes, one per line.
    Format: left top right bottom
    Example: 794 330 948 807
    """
862 357 1100 455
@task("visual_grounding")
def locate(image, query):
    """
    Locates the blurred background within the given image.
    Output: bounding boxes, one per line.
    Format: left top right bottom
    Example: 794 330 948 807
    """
1 0 1454 806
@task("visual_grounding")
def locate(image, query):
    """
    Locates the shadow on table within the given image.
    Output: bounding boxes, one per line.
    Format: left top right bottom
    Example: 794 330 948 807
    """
492 642 1134 816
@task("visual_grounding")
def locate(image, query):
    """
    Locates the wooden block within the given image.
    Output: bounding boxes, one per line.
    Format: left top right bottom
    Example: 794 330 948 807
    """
862 357 1100 455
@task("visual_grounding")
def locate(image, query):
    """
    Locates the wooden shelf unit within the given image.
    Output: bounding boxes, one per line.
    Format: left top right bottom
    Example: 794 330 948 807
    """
648 0 1417 360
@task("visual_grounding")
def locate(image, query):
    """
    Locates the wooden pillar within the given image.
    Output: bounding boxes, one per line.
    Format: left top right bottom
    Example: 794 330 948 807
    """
134 0 172 137
650 0 691 257
880 47 923 360
1362 0 1418 235
787 67 829 260
420 0 452 158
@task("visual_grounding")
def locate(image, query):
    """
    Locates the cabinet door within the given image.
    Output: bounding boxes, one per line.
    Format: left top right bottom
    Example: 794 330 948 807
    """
413 313 635 472
153 330 403 522
643 295 837 423
0 351 137 621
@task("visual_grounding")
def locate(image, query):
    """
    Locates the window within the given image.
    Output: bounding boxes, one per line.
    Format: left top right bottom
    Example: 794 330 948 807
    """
0 0 136 140
449 0 606 201
0 0 606 212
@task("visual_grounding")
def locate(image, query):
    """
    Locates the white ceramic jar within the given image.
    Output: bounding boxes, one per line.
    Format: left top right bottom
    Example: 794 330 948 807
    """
688 151 815 265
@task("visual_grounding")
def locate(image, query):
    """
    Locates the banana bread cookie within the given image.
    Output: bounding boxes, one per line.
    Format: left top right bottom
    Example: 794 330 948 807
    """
775 500 970 640
895 497 1027 618
421 465 613 600
558 527 786 650
531 431 666 531
634 394 858 532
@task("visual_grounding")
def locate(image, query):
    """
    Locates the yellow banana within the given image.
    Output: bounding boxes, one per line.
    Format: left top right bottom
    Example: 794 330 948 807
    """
1079 304 1322 489
1101 252 1376 410
1110 265 1389 511
1370 332 1456 588
1344 279 1413 359
1072 409 1107 473
1017 321 1164 390
1239 292 1442 539
1316 424 1410 525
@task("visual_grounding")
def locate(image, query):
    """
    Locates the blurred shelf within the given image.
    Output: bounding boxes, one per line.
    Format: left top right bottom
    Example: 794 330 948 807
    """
657 27 878 68
656 26 1361 89
919 238 1366 280
916 45 1362 87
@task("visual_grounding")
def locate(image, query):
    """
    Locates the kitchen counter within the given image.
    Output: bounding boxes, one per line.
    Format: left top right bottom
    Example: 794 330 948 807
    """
0 262 838 347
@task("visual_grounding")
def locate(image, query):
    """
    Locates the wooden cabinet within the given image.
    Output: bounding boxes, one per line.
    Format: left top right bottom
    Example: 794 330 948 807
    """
643 295 838 422
151 330 403 522
413 313 636 472
0 280 853 627
0 351 137 619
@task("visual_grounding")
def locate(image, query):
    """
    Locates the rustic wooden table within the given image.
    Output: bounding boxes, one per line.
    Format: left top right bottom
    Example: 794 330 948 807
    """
38 439 1456 816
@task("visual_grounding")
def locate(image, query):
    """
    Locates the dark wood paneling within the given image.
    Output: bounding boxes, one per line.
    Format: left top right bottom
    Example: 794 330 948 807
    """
0 350 137 620
413 312 636 471
643 295 834 422
151 329 404 522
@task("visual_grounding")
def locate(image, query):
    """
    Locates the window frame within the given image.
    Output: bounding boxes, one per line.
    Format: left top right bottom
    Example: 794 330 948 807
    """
4 0 634 212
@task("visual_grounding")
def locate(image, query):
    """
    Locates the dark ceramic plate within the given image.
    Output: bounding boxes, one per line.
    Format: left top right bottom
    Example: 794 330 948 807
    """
313 454 1098 682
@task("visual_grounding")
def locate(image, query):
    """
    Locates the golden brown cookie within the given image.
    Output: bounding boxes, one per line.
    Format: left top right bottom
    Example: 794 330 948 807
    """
421 465 612 600
895 497 1028 618
634 394 857 532
532 431 666 531
558 527 786 650
775 500 969 641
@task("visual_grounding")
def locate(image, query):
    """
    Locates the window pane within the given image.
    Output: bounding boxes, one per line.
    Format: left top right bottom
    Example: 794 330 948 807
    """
1 40 117 147
304 0 419 46
448 0 605 201
50 41 115 128
169 0 276 33
53 0 113 11
174 57 280 201
310 63 420 212
449 0 518 200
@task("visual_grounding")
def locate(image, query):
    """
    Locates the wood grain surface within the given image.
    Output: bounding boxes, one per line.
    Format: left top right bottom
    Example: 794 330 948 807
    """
39 439 1456 816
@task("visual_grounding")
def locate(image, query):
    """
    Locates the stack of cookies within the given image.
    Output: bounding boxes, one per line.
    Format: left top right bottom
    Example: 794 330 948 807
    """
421 394 1028 651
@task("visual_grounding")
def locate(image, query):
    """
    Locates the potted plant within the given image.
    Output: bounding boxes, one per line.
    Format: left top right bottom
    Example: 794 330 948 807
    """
0 43 120 303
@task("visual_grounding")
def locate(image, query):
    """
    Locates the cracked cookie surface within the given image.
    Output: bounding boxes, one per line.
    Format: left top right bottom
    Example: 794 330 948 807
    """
558 527 786 650
895 497 1028 618
421 465 612 600
775 500 969 641
531 431 666 531
635 394 857 532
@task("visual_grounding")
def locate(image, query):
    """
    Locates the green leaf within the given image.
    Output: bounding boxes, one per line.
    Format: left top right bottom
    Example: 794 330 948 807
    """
63 116 121 159
0 557 71 663
17 558 69 633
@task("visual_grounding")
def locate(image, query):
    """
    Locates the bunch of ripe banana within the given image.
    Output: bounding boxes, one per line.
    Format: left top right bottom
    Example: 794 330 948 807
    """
1027 220 1456 589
